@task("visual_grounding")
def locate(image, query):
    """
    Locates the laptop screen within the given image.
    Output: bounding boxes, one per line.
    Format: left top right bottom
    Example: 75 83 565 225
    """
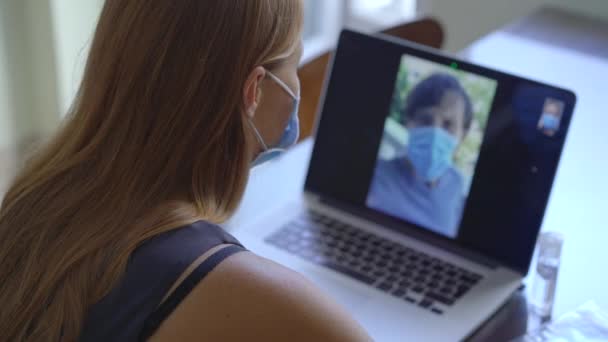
305 30 576 274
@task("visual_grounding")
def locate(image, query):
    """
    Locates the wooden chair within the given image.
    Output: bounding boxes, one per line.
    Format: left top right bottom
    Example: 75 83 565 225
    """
298 17 444 140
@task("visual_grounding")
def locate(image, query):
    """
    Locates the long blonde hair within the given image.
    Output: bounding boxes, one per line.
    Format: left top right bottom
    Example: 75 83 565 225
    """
0 1 302 340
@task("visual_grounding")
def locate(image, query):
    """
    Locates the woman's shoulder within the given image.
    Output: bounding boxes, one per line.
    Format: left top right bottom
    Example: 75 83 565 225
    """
80 221 244 341
148 250 371 341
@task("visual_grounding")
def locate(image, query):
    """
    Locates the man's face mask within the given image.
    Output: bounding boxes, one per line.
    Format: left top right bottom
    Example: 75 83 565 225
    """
248 71 300 168
406 126 458 182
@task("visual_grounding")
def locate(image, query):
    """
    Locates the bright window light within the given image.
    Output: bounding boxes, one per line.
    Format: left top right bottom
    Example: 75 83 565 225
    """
352 0 394 12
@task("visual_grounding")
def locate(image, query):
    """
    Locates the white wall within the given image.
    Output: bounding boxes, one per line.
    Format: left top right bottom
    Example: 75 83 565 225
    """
0 0 103 152
50 0 104 116
23 0 62 139
0 3 16 148
424 0 608 52
0 0 34 149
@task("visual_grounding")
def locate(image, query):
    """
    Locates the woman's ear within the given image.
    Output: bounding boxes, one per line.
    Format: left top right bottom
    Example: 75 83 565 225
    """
243 66 266 118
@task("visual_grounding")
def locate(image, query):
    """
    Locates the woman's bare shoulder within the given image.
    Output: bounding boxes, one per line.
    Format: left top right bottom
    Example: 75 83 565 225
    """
149 250 371 341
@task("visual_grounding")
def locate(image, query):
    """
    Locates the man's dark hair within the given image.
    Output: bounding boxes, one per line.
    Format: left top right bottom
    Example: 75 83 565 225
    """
402 73 473 131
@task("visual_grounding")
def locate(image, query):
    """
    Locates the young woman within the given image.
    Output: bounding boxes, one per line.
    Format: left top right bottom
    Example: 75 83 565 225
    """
0 1 371 341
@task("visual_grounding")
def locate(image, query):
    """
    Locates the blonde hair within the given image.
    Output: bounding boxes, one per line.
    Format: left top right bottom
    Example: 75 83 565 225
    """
0 0 302 340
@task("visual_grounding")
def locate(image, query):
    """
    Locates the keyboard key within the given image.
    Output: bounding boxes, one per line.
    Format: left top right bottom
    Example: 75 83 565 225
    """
377 282 392 291
317 260 375 285
457 284 471 293
373 270 385 277
419 299 433 308
454 286 469 299
392 289 406 297
380 253 392 260
405 297 416 303
460 274 480 284
355 241 368 249
349 260 361 268
401 270 413 278
454 291 466 299
426 292 455 306
398 280 411 288
412 286 424 293
439 287 452 294
431 308 443 315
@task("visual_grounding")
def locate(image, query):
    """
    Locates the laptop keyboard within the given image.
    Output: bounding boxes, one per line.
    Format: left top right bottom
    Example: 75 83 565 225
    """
265 211 483 315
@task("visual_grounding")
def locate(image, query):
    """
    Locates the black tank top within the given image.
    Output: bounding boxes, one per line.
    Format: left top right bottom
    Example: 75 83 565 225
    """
79 221 246 341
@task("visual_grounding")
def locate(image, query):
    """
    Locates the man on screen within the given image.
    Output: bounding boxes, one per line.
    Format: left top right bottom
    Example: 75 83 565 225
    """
368 73 473 237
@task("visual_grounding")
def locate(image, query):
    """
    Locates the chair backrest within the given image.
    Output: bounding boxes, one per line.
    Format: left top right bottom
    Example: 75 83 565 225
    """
298 17 444 139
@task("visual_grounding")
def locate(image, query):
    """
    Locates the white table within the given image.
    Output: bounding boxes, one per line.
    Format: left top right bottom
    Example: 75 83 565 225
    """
227 6 608 339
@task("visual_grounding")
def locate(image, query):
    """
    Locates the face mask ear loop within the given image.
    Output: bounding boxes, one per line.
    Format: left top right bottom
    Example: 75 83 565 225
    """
266 71 300 100
247 118 269 151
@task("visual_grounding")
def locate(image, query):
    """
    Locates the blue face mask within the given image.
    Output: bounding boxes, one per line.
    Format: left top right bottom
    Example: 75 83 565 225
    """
248 71 300 168
541 113 560 131
406 127 458 182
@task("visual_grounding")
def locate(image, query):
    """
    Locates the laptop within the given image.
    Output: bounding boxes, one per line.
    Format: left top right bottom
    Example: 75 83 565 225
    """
234 30 576 341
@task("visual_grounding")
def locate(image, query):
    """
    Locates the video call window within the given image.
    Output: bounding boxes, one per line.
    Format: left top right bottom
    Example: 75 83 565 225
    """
366 55 498 238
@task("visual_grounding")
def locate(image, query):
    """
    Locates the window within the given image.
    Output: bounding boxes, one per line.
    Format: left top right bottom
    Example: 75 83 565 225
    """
347 0 417 31
302 0 345 64
302 0 418 64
